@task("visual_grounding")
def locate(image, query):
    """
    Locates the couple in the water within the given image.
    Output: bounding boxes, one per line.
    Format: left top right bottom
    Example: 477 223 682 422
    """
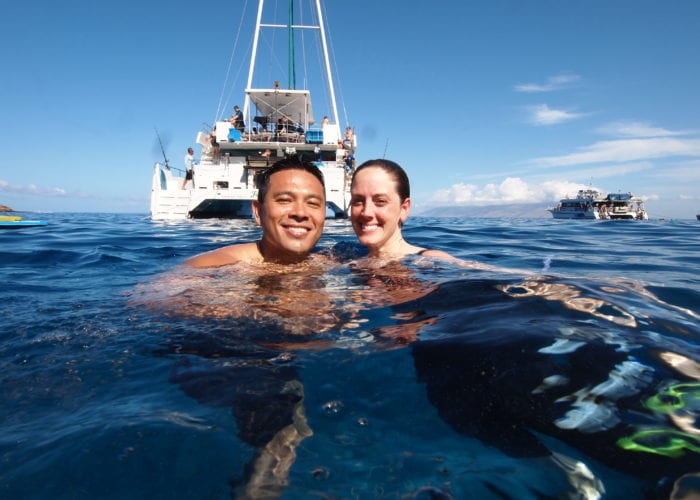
185 157 491 268
180 157 471 498
172 158 700 498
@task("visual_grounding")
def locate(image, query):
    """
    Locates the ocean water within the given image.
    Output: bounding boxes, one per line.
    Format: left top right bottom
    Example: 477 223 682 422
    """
1 213 699 499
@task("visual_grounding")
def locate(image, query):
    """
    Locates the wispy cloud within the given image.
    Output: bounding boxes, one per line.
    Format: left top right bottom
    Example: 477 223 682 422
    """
527 104 585 126
542 162 655 181
528 137 700 168
514 73 580 93
430 177 591 205
646 160 700 182
596 121 688 138
0 179 67 196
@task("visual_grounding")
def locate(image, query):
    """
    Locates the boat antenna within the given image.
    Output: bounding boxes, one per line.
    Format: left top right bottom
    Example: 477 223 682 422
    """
154 126 170 169
383 138 390 158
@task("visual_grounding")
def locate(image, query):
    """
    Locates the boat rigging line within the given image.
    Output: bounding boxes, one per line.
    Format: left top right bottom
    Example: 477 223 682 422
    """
153 126 170 169
216 0 251 121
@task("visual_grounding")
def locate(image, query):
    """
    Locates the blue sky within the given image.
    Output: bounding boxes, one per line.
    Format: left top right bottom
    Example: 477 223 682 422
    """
1 0 699 218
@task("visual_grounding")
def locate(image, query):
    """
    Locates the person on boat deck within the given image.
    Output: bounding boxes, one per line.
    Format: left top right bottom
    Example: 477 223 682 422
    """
343 150 355 174
277 116 290 133
231 105 245 131
181 147 196 190
343 126 355 148
186 158 326 267
321 115 330 127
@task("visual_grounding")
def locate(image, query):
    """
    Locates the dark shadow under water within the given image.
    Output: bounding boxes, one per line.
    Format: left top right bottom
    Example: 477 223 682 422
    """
146 263 700 499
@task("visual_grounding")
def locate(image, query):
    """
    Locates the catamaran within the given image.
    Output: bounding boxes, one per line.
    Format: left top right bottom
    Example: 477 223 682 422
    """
150 0 355 220
548 189 648 220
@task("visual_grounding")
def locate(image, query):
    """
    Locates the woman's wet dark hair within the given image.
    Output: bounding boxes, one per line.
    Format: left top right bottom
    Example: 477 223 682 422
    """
255 158 325 202
351 159 410 201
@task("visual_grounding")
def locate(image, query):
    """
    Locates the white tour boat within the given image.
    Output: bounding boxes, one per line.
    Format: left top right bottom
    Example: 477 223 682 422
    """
150 0 355 220
549 190 648 220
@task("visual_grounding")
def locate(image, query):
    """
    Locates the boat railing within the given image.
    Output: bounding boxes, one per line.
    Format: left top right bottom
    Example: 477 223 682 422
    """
157 162 187 177
207 120 352 150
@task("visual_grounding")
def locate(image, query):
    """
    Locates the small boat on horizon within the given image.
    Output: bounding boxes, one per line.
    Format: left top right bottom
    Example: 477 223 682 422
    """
0 215 47 229
548 189 648 220
150 0 355 220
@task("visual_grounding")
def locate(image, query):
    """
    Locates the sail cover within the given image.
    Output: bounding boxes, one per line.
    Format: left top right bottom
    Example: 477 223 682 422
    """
246 88 315 126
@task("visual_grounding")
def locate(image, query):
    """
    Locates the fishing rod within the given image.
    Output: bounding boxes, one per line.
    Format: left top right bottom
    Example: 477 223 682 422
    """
154 126 171 169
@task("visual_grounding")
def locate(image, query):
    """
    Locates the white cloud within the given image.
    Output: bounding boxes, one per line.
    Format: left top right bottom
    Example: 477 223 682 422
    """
430 177 591 206
514 73 580 93
528 104 585 126
646 160 700 181
596 121 685 138
0 179 67 196
556 162 654 180
529 137 700 168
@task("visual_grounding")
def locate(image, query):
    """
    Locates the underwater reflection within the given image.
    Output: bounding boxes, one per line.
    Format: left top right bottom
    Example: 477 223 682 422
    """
134 255 700 498
386 272 700 498
135 261 350 498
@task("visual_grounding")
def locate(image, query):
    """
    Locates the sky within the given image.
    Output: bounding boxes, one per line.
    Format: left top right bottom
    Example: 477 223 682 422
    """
1 0 699 219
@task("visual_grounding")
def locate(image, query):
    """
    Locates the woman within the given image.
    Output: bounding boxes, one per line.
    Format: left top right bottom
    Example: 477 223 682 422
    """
349 158 465 261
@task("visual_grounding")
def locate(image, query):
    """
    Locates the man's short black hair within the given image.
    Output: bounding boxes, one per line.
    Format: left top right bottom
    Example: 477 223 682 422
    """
255 158 326 203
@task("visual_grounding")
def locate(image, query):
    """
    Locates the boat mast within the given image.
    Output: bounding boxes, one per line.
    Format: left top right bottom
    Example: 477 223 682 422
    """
243 0 340 130
315 0 340 128
243 0 265 119
288 0 296 89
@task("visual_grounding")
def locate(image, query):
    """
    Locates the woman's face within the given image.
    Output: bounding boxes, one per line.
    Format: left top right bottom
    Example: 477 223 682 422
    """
350 166 410 253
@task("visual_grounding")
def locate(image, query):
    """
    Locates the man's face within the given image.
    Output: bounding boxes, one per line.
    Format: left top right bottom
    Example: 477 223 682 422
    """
253 169 326 263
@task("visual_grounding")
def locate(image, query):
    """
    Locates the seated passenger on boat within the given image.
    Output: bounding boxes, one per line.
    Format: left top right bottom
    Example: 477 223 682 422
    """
231 105 245 131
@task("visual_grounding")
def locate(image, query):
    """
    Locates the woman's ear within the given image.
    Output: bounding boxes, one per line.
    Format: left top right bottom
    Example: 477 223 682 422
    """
400 197 411 225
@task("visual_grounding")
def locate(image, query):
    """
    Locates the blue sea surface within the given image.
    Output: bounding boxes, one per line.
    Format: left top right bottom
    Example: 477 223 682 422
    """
1 213 699 499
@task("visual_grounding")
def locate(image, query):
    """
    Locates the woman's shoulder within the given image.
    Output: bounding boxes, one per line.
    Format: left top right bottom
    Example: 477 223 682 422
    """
415 248 454 259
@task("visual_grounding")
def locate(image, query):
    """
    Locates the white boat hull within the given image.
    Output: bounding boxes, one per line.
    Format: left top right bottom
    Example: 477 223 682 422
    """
548 189 648 220
150 136 351 220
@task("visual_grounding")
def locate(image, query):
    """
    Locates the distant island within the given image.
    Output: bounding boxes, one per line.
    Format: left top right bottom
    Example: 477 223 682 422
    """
0 205 13 212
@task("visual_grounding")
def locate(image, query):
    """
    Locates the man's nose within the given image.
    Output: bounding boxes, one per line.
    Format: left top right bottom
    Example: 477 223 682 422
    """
288 200 309 218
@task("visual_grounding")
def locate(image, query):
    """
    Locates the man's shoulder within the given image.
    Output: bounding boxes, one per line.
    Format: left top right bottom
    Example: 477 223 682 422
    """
185 242 261 268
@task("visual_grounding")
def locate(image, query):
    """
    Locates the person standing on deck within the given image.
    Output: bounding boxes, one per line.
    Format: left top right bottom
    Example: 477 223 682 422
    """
181 147 196 190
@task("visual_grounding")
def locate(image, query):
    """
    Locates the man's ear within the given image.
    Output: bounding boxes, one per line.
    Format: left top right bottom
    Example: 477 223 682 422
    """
252 200 262 226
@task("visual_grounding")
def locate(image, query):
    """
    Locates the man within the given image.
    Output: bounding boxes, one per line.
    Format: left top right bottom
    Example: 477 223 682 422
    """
186 158 326 267
231 105 245 131
180 158 327 497
181 147 196 189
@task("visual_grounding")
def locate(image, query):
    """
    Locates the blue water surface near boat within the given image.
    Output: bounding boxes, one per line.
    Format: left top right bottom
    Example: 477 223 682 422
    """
1 213 699 499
